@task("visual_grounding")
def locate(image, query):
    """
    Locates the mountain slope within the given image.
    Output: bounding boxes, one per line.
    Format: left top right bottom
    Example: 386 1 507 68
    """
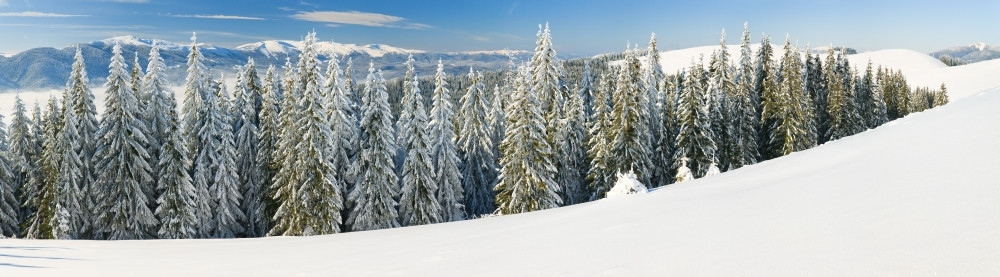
4 59 999 275
930 43 1000 64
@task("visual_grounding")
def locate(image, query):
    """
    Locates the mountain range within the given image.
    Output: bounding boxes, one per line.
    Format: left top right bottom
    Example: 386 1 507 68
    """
0 35 532 91
930 42 1000 64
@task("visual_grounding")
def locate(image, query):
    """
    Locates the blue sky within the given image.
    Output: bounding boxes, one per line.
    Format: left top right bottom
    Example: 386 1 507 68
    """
0 0 997 56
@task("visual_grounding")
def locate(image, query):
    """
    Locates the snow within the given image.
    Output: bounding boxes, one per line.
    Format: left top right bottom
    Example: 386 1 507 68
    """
4 45 1000 275
606 171 647 198
97 35 186 51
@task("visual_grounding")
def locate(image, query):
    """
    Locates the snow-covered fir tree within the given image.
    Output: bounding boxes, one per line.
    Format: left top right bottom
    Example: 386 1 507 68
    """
24 97 61 239
429 60 465 221
271 33 343 236
578 60 596 117
733 22 760 168
0 113 17 238
487 84 506 162
855 61 878 129
323 53 357 232
182 33 209 159
673 58 717 178
194 80 244 238
130 53 143 98
395 54 419 175
347 62 400 231
257 65 282 229
826 48 856 141
53 98 83 239
154 92 199 239
805 51 830 144
65 47 100 239
610 47 654 183
235 59 266 237
708 29 738 172
495 66 561 214
674 158 694 183
558 83 590 205
458 68 497 216
144 46 172 202
587 70 616 200
94 43 157 240
770 37 814 155
643 33 667 188
754 35 780 160
397 61 441 226
8 96 33 235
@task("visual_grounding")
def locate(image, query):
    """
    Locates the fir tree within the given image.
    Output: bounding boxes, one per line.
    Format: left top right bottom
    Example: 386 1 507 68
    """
257 65 282 230
609 47 654 183
65 47 100 239
182 32 209 159
8 97 33 236
429 60 465 222
271 33 343 236
53 97 83 239
673 59 717 178
733 22 760 167
558 84 590 204
826 48 856 141
708 29 738 172
458 68 497 215
587 70 616 200
323 53 357 232
487 84 505 162
24 97 61 239
754 35 779 160
495 66 561 214
644 34 667 187
934 83 950 107
395 54 419 175
397 62 441 226
154 92 199 239
347 62 400 231
193 80 244 238
770 37 814 155
235 59 266 237
856 61 877 129
0 113 17 238
94 43 157 240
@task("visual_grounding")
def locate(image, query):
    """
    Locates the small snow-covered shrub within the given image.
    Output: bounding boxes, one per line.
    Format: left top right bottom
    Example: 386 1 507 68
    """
606 170 648 198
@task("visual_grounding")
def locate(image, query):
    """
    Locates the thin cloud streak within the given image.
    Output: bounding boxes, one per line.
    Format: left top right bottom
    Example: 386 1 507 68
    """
168 14 266 20
291 10 430 29
0 11 88 17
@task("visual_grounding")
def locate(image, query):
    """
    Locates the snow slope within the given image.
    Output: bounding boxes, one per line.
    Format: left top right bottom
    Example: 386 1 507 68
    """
4 67 1000 275
236 40 425 58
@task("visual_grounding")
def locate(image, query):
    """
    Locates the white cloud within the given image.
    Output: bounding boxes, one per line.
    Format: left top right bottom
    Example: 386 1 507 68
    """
291 10 430 29
0 11 88 17
471 35 491 42
169 14 265 20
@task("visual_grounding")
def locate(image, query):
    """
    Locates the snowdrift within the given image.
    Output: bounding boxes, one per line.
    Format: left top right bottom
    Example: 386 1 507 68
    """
4 75 1000 276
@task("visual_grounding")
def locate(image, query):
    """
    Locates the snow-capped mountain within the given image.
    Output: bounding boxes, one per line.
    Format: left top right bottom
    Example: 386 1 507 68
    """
930 42 1000 64
0 36 531 91
237 40 426 58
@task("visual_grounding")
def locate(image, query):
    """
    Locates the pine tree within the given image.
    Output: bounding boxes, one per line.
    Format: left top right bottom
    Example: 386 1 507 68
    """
487 84 505 162
24 97 61 239
53 97 83 239
754 35 779 160
130 53 143 98
495 66 561 214
257 65 282 230
770 37 813 155
644 33 667 187
558 84 590 205
674 158 694 183
934 83 950 107
347 62 400 231
270 33 343 236
94 43 157 240
143 46 172 220
8 97 33 236
708 29 738 172
193 80 244 238
270 58 304 236
154 91 198 239
856 61 877 129
182 32 209 159
0 113 17 238
733 22 760 167
609 47 654 182
397 62 441 226
673 59 717 178
458 68 497 215
395 54 419 176
587 70 616 200
65 47 100 239
826 48 856 141
429 60 465 222
805 52 830 144
579 60 596 117
323 53 356 232
235 59 266 237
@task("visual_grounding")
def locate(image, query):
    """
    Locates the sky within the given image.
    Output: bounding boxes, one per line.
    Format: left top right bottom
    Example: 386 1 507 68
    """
0 0 997 56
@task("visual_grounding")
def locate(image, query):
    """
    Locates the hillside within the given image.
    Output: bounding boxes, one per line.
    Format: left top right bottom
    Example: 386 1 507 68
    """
930 43 1000 64
3 47 999 276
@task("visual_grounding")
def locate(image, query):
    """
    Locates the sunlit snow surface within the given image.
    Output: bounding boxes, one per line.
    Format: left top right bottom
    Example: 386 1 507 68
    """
3 47 1000 276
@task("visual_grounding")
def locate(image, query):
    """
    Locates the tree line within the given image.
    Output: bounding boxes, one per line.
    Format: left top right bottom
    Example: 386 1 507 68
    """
0 23 947 240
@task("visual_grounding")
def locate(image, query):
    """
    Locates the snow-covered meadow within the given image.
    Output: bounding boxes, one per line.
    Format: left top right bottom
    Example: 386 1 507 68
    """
2 45 998 275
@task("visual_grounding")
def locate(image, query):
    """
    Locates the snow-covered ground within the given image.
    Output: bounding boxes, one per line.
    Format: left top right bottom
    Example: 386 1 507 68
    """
3 45 1000 276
